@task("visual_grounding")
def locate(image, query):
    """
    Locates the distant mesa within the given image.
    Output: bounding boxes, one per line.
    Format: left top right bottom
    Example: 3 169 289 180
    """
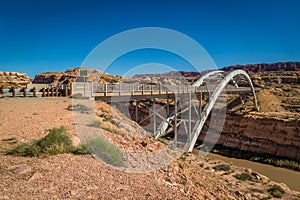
221 61 300 73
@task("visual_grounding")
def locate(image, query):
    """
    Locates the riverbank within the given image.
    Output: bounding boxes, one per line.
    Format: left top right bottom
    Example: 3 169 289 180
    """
207 153 300 192
204 144 300 171
194 143 300 191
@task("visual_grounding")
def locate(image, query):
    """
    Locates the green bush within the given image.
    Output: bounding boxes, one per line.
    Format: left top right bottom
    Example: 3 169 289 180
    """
267 185 285 198
234 172 253 181
6 126 74 157
84 137 124 167
213 164 231 172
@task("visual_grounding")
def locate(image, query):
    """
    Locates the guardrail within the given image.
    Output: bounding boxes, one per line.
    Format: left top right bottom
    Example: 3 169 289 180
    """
91 83 258 98
0 87 72 98
92 83 199 96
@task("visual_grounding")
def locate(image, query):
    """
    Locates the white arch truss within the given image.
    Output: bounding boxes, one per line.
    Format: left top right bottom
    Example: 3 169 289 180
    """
187 69 258 152
154 70 226 139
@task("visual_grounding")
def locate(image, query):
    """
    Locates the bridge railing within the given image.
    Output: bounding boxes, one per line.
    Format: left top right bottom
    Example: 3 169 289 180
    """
91 83 258 97
92 83 201 96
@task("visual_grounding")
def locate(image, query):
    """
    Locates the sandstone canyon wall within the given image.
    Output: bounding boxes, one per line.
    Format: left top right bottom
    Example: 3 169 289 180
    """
200 113 300 161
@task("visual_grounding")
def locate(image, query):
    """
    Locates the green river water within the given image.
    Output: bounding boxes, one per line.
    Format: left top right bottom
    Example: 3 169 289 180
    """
207 153 300 191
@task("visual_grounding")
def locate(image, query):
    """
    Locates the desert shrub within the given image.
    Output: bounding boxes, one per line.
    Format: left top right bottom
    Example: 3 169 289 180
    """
84 137 124 167
2 137 17 142
178 161 185 170
71 143 89 155
103 125 120 134
234 172 253 181
87 120 101 128
99 113 121 127
260 197 271 200
267 185 285 198
67 104 91 113
249 188 264 194
70 93 88 99
6 126 74 157
213 164 231 172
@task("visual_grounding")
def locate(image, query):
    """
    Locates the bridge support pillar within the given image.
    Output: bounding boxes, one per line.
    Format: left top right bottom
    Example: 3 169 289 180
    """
12 88 15 97
23 88 26 97
42 88 45 97
199 92 202 114
174 94 178 146
188 90 192 142
166 96 170 115
153 98 156 134
33 87 36 97
135 101 139 122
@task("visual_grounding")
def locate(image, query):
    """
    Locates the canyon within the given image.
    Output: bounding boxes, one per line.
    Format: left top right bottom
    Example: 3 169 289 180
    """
1 62 299 161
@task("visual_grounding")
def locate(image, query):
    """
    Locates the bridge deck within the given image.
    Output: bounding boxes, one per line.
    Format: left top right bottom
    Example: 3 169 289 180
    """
91 83 258 101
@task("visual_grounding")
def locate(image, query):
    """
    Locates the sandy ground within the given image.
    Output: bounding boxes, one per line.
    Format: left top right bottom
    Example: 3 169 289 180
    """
0 98 299 199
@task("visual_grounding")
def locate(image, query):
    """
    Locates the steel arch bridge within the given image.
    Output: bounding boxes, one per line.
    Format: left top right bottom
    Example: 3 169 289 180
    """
72 69 259 153
153 69 259 152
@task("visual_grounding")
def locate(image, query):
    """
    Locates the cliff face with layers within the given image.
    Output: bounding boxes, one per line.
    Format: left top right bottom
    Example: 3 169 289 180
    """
200 112 300 160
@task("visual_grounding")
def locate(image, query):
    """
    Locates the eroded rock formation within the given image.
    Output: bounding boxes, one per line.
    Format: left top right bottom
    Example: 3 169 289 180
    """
32 68 121 85
0 72 31 88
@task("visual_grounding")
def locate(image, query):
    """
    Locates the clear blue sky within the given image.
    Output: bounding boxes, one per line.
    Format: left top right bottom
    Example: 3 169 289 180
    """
0 0 299 77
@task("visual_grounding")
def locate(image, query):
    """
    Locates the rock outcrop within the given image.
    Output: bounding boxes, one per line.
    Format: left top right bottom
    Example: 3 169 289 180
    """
32 68 121 86
0 71 31 88
32 72 75 85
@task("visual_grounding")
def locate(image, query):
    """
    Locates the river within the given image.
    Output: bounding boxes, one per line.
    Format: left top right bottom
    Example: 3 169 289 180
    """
207 153 300 192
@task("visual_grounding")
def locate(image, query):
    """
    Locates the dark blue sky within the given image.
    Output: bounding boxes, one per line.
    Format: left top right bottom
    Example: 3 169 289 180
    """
0 0 299 77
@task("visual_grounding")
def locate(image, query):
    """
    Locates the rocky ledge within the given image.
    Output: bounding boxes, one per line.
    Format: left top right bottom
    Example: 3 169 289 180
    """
0 71 31 88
